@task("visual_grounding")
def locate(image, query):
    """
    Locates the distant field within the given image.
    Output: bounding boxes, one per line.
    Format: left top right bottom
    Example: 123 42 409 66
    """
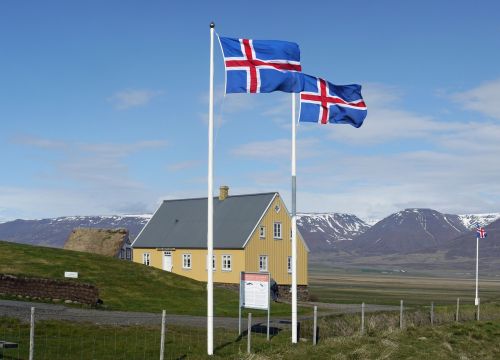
309 263 500 306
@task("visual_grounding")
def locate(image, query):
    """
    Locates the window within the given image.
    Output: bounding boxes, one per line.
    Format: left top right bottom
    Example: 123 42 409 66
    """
222 255 232 271
120 248 125 259
274 204 281 213
273 222 282 239
259 255 268 272
143 252 150 266
207 255 216 271
126 248 132 260
259 226 266 239
287 256 292 273
183 254 192 269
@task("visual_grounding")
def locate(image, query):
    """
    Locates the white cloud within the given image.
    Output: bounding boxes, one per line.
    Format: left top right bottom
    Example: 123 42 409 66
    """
0 138 168 219
11 135 168 197
12 136 67 149
167 160 201 172
0 186 157 220
107 89 163 110
451 79 500 120
231 138 321 160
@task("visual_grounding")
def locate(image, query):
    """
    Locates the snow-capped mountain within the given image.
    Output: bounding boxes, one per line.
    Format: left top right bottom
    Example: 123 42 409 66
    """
297 213 370 252
446 217 500 258
345 209 468 255
0 215 151 247
360 217 380 226
458 213 500 229
1 210 498 256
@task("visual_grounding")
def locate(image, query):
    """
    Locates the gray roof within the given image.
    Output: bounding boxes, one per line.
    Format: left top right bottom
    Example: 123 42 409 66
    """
132 192 277 249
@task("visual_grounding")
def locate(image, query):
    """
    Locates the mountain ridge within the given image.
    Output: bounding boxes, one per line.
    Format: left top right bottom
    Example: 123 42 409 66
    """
0 210 498 257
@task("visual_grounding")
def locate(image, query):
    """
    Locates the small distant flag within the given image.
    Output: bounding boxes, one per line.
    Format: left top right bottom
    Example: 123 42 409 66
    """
219 37 302 94
476 224 487 239
299 74 367 127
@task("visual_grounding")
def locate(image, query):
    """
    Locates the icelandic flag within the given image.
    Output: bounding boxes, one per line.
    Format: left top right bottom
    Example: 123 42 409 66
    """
299 74 367 127
219 36 302 94
476 224 487 239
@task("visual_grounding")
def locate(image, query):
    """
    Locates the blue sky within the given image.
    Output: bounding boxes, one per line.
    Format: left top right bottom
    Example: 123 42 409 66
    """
1 0 500 221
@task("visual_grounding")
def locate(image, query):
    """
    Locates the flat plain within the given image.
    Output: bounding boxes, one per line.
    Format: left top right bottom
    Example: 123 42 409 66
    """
308 261 500 306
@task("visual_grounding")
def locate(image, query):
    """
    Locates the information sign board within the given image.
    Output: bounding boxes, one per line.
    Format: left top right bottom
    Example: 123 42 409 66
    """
240 272 269 310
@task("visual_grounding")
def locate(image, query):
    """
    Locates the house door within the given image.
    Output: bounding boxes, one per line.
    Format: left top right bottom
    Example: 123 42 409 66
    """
163 251 172 272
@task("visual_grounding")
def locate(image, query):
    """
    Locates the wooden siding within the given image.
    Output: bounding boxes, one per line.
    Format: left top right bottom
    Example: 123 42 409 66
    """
132 248 245 283
244 194 308 285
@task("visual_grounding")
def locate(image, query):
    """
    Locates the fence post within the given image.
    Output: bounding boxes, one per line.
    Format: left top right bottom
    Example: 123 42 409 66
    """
313 306 317 345
247 313 252 354
456 298 459 322
29 307 35 360
400 300 404 329
160 310 166 360
430 302 434 326
361 302 365 335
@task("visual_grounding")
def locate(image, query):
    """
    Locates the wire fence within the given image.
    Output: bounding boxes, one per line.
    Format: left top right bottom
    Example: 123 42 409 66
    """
0 299 499 359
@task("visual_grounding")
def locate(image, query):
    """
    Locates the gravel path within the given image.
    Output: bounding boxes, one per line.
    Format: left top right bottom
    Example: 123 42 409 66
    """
0 299 399 330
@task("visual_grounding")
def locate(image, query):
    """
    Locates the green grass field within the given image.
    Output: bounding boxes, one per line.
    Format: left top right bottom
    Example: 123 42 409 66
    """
0 240 293 316
2 305 500 359
2 241 500 358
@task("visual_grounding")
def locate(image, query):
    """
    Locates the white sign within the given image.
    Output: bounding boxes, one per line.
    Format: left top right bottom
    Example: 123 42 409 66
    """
64 272 78 278
240 272 269 310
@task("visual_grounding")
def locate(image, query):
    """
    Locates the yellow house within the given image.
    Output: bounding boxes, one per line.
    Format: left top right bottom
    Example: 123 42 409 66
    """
132 187 309 298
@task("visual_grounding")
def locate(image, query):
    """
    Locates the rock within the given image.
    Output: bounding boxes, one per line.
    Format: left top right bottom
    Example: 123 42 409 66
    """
64 300 73 304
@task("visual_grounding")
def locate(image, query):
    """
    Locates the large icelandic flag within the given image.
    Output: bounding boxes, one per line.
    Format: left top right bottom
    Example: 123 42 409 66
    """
299 74 367 127
219 36 302 94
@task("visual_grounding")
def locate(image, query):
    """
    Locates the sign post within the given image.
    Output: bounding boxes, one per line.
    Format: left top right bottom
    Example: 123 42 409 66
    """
239 272 271 340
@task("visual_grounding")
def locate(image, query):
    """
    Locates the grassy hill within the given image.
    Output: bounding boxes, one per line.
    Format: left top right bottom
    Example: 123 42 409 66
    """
0 240 292 316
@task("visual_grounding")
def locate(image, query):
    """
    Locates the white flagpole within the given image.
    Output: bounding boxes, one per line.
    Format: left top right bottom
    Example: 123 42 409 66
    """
207 21 215 356
475 234 479 307
291 92 298 344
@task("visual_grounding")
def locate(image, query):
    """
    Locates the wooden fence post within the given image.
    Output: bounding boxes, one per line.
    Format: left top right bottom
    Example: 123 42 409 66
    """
313 306 317 345
247 313 252 354
400 300 404 329
29 307 35 360
361 302 365 335
430 302 434 326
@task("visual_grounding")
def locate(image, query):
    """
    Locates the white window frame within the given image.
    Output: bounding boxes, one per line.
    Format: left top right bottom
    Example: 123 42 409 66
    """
126 248 131 260
207 254 216 271
259 255 268 272
287 256 292 273
143 252 150 266
259 225 266 239
182 254 192 269
273 222 282 239
222 255 232 271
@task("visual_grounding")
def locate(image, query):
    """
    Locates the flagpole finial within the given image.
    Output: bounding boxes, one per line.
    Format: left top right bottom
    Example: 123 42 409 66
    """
210 22 215 28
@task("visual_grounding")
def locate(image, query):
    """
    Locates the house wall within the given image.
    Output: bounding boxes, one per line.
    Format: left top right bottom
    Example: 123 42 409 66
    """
132 248 245 283
132 193 309 287
244 194 308 286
